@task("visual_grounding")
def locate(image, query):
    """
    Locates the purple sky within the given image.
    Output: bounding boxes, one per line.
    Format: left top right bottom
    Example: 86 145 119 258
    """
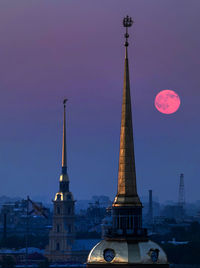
0 0 199 203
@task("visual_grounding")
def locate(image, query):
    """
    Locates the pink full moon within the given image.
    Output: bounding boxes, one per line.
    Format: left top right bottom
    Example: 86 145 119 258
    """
154 90 181 114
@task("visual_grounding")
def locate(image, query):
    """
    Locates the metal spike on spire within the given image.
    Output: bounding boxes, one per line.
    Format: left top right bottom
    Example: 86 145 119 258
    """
113 16 141 207
62 99 68 174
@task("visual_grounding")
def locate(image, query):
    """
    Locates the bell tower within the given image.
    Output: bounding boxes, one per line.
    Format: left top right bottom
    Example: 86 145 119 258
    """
46 100 75 262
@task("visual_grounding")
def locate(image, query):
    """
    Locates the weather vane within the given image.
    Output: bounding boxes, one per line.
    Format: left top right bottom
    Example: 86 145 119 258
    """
123 15 134 47
63 98 68 107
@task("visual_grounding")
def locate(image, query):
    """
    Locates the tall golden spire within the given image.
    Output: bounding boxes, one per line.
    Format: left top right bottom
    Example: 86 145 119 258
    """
113 16 142 207
55 99 71 199
62 99 67 174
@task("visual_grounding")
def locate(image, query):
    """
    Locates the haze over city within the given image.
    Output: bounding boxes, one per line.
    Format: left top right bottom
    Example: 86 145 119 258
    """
0 0 199 203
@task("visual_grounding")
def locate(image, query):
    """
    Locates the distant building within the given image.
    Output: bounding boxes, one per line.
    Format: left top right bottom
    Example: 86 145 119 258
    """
0 199 50 239
45 101 99 263
0 247 45 266
45 100 76 262
161 205 183 220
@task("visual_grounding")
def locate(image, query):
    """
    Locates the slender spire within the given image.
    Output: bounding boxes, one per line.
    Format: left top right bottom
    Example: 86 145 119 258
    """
113 16 141 207
62 99 67 174
56 99 71 197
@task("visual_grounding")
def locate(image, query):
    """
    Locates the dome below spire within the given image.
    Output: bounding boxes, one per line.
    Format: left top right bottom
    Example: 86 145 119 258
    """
87 240 168 265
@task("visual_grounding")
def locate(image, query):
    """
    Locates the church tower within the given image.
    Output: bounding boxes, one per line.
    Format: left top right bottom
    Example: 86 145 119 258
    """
87 16 169 268
46 100 75 262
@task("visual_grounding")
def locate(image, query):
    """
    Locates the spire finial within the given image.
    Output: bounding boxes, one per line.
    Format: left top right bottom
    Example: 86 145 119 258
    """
63 98 68 107
123 15 133 47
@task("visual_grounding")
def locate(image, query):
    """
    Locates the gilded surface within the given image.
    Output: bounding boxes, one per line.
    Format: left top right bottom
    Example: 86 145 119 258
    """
138 241 168 264
87 240 168 264
87 240 128 263
113 54 141 207
128 243 140 263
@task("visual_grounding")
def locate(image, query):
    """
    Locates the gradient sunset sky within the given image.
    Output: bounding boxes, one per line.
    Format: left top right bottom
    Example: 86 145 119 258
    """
0 0 199 203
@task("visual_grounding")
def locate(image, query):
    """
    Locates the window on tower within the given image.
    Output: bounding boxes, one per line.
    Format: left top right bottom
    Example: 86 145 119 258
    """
57 206 60 214
68 224 71 233
134 215 139 229
57 194 61 201
57 224 60 233
56 243 60 251
131 216 134 229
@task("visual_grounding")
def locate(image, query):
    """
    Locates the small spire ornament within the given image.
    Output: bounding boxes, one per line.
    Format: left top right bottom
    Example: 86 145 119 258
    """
123 15 134 47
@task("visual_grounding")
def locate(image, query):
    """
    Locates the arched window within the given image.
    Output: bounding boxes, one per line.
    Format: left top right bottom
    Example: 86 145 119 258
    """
56 242 60 251
68 207 71 215
57 194 61 201
68 224 71 233
57 224 60 233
